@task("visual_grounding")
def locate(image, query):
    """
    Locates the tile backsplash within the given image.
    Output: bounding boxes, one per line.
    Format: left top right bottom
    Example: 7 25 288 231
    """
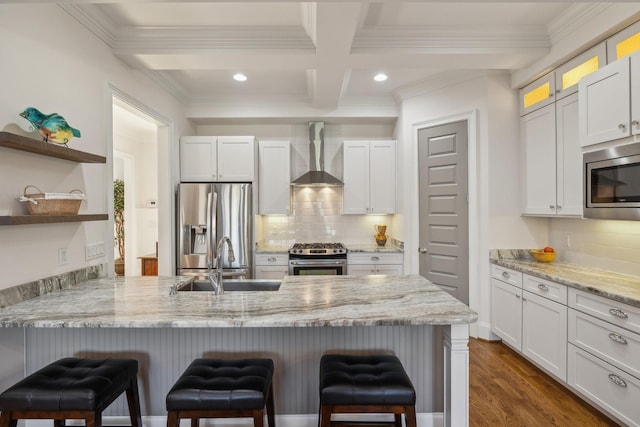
259 186 395 246
549 218 640 277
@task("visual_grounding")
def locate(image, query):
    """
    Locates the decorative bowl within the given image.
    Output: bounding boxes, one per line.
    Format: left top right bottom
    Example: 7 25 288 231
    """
530 249 556 263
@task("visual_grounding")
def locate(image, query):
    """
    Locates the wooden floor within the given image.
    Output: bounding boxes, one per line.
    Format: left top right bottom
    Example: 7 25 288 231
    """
469 338 620 426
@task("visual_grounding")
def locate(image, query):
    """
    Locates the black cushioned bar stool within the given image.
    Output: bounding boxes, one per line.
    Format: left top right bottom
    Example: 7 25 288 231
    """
0 358 142 427
166 358 275 427
319 354 417 427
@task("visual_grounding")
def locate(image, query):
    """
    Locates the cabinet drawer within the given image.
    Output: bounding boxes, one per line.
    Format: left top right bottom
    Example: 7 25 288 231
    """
568 343 640 426
348 253 403 265
491 265 522 288
569 288 640 335
523 274 567 304
569 308 640 379
255 253 288 265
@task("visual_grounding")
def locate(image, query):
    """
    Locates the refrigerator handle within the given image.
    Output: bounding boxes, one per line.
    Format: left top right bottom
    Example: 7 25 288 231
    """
206 191 217 270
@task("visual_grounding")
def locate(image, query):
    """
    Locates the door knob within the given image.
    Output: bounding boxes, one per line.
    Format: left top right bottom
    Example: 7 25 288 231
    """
419 248 428 254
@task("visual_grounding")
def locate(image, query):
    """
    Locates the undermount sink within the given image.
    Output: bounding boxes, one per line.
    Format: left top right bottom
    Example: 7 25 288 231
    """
177 279 281 292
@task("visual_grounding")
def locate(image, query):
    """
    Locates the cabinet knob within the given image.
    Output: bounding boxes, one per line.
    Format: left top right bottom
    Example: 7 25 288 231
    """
618 123 627 132
608 332 628 345
549 205 556 209
632 120 639 128
419 248 428 254
608 374 628 388
609 307 628 319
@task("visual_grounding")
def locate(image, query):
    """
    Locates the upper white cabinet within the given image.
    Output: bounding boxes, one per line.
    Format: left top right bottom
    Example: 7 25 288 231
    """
519 43 605 116
521 94 582 217
606 20 640 63
258 140 290 215
578 51 640 147
180 136 255 182
343 140 396 215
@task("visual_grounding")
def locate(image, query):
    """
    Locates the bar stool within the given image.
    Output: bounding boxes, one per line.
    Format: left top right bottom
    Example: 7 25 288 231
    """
0 357 142 427
318 354 417 427
166 358 275 427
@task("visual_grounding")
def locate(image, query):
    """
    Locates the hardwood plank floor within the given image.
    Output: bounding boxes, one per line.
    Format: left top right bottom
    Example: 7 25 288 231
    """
469 338 620 426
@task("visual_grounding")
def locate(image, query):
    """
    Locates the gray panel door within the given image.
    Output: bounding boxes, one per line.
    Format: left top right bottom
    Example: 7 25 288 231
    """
418 121 469 304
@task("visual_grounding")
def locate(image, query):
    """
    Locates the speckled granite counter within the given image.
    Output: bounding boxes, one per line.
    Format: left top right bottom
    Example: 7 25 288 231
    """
491 249 640 308
347 244 403 253
254 243 289 253
0 274 476 328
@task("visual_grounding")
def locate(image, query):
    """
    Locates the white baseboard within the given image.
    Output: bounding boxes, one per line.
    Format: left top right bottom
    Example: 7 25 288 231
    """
475 320 500 341
27 413 444 427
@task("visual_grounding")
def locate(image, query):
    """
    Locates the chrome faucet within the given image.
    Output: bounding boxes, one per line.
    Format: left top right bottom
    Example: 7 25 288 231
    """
208 236 235 295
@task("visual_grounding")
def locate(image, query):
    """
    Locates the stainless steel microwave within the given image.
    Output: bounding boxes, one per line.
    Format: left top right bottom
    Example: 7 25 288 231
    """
584 142 640 221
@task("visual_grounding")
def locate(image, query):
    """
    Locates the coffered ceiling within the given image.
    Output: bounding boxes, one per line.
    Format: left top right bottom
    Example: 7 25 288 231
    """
48 2 632 120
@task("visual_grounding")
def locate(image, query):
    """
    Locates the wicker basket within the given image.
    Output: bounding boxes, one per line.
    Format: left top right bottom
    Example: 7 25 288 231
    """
20 185 85 216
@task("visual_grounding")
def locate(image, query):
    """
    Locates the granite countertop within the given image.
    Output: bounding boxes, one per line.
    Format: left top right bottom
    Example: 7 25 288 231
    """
491 250 640 308
347 244 403 253
0 274 476 328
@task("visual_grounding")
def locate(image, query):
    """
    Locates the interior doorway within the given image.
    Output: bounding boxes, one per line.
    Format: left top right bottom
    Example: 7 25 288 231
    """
112 99 159 276
417 120 469 304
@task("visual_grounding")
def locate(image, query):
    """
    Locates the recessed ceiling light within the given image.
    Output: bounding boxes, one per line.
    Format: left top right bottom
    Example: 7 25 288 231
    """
233 73 247 82
374 73 388 82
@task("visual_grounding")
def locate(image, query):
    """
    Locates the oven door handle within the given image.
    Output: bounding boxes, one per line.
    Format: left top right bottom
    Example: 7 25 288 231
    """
289 260 346 265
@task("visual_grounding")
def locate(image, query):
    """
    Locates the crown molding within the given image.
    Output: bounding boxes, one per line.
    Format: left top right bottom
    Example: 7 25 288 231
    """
59 4 116 47
353 25 549 52
548 3 613 46
393 69 495 102
138 70 190 106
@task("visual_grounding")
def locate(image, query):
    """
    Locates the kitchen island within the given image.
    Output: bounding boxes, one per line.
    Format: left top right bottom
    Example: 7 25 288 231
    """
0 274 477 427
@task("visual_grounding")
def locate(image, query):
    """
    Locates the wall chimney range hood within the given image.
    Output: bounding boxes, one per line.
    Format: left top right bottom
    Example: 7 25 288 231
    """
291 122 343 187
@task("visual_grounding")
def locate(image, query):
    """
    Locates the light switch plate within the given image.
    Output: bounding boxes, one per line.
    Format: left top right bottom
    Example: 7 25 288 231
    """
85 242 105 260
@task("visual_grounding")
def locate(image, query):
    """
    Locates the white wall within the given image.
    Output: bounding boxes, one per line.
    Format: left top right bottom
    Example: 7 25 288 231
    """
0 4 194 289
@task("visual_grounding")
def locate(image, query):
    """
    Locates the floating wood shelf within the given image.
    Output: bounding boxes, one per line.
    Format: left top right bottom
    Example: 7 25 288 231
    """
0 131 106 163
0 214 108 225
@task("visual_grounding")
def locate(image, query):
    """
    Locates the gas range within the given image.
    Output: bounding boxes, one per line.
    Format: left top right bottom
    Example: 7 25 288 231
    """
289 242 347 256
288 243 347 275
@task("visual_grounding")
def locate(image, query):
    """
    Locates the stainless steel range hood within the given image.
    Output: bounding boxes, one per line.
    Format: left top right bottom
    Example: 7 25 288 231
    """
291 122 343 187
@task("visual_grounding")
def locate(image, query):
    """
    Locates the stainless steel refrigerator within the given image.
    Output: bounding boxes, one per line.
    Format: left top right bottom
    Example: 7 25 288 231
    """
177 183 252 280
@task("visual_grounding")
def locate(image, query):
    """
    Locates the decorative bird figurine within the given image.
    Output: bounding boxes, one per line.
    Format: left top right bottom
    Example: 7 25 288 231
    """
19 107 81 147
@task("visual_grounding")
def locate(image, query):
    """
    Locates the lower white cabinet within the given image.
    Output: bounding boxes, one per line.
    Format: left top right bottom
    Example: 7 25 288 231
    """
254 254 288 280
522 290 567 381
490 266 567 381
347 253 403 276
490 277 522 350
568 344 640 426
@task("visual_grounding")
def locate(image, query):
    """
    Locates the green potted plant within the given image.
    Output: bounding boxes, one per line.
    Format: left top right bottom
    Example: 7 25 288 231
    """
114 179 125 276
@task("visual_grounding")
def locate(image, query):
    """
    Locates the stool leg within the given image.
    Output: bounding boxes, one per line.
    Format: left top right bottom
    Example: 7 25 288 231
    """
404 406 417 427
191 418 199 427
126 376 143 427
85 412 101 427
166 411 179 427
0 411 17 427
394 413 402 427
54 420 66 427
252 409 264 427
266 383 276 427
319 405 332 427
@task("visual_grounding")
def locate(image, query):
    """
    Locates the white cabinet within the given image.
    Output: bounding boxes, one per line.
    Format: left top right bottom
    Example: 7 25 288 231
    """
258 140 290 215
343 140 396 214
491 277 523 350
347 253 403 276
180 136 255 182
520 274 568 382
254 253 288 280
567 288 640 425
579 51 640 147
490 266 568 381
521 93 582 216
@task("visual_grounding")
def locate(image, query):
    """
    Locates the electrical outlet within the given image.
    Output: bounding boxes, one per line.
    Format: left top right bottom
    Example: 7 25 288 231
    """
58 248 68 266
85 242 106 260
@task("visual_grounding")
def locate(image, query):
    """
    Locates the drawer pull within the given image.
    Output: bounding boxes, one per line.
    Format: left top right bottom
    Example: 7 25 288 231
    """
371 256 380 261
501 271 510 279
608 332 628 345
608 373 628 388
267 257 277 263
537 283 549 292
609 308 628 319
